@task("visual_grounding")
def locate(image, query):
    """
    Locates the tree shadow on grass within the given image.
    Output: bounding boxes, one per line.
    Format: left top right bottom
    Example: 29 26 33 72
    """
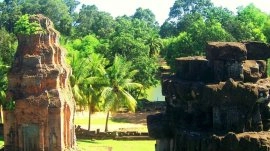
110 112 160 125
77 139 99 144
110 117 129 123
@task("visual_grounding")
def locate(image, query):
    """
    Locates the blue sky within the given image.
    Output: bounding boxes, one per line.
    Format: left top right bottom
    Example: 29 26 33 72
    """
79 0 270 24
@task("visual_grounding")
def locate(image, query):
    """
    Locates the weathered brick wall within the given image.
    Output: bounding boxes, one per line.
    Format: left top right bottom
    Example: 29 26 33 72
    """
4 14 76 151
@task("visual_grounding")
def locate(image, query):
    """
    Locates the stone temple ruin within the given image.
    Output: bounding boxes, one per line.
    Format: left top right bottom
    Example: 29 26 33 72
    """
4 14 76 150
147 42 270 151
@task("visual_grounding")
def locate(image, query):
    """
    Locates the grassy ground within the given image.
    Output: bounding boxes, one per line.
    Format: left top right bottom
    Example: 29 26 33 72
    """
77 139 155 151
0 136 3 147
0 138 155 151
74 111 152 132
75 111 155 150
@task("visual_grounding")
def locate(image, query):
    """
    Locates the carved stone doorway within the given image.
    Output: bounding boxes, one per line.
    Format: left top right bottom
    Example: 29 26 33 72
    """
22 124 39 151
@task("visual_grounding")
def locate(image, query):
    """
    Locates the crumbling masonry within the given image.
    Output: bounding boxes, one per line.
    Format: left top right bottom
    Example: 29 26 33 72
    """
4 14 76 151
148 42 270 151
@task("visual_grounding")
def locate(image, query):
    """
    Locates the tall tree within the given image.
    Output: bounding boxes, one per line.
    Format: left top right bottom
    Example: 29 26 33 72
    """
79 54 107 131
159 20 178 38
0 28 17 65
263 19 270 43
100 56 142 132
132 7 158 27
64 0 80 15
19 0 73 35
145 32 163 57
161 0 214 36
0 62 9 123
99 16 160 89
233 4 268 42
168 0 213 20
68 50 108 131
0 0 22 32
75 4 115 39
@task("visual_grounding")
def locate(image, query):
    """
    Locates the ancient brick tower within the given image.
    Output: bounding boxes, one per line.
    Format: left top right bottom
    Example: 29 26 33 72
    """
4 14 76 151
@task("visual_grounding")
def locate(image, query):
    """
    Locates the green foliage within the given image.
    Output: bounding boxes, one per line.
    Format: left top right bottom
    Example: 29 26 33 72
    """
132 56 159 89
132 7 158 27
224 4 269 42
75 4 115 39
66 35 100 56
99 56 142 131
160 2 270 68
21 0 73 35
0 28 17 64
14 14 42 35
104 17 160 89
169 0 213 20
64 0 80 14
0 0 22 32
2 99 15 111
263 20 270 43
101 56 142 113
0 62 13 110
163 32 194 69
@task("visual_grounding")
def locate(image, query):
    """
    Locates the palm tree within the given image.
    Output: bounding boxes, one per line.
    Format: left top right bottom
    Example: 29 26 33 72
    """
69 52 108 131
81 53 108 131
69 51 88 111
100 56 142 132
145 32 163 57
0 62 9 123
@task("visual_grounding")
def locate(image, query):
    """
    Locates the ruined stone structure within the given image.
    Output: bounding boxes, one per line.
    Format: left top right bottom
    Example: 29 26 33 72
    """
147 42 270 151
4 14 76 151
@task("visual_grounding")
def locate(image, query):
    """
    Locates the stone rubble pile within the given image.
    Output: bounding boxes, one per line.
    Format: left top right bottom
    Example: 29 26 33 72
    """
148 42 270 151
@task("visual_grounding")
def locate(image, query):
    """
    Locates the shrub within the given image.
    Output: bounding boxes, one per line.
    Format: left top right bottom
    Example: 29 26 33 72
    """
14 14 43 35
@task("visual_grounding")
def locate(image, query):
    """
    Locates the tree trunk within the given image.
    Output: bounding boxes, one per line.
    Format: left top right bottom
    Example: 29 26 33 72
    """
105 111 110 132
88 103 91 131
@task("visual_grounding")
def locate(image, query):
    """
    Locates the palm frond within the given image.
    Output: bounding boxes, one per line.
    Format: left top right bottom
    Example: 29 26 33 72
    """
84 77 109 86
123 82 143 91
72 84 83 101
117 88 137 112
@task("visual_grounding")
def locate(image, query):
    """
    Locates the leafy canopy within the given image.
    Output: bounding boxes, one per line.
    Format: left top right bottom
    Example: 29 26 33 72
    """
14 14 42 35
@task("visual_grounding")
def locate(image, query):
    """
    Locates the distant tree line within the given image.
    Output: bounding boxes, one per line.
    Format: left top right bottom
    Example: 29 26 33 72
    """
161 0 270 68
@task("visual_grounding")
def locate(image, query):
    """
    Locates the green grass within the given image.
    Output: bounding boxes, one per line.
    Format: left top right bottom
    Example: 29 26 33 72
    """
77 139 155 151
0 136 3 147
0 138 155 151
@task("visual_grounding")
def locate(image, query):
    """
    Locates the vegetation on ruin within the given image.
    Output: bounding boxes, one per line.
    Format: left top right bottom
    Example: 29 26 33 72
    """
14 14 43 35
1 0 270 140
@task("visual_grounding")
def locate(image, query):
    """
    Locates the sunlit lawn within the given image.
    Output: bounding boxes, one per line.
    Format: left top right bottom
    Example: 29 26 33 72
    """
74 111 149 132
77 139 155 151
0 136 3 147
0 137 155 151
74 112 154 150
75 115 124 126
